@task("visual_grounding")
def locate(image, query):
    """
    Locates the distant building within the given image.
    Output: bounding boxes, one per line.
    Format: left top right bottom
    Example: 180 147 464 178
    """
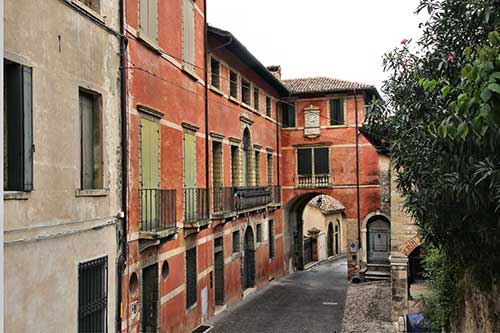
4 0 123 331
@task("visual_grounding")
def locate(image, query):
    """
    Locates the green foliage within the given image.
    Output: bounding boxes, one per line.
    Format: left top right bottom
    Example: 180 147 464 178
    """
420 245 460 332
365 1 500 327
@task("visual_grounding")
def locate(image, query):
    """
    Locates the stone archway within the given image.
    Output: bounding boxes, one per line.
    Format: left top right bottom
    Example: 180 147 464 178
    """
366 216 391 264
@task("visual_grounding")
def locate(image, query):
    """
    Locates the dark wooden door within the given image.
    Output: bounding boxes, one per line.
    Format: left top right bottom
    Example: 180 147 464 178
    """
142 264 158 333
367 219 390 263
243 228 255 289
214 237 225 305
334 224 339 255
327 223 334 257
303 237 313 264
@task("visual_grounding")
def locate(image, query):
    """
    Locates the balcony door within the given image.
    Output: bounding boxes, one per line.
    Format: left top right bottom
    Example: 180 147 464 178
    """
140 117 160 229
183 130 197 220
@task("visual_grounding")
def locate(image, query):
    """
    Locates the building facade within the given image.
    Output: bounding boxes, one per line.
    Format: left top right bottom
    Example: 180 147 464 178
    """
4 0 123 331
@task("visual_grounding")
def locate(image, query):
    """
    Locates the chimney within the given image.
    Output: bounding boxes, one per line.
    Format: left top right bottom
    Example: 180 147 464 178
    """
267 65 281 80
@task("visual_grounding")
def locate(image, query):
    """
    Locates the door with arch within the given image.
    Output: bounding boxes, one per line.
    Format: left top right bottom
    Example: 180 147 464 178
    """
334 221 340 255
367 218 390 263
327 223 334 257
242 227 256 289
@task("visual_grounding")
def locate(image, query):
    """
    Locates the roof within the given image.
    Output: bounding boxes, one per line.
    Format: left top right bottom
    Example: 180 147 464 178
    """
359 126 390 155
308 195 345 214
282 76 376 96
207 26 290 96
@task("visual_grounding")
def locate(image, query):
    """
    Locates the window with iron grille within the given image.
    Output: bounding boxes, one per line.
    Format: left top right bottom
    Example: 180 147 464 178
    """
267 154 273 185
230 145 240 186
281 102 296 128
256 224 262 243
255 150 261 186
185 247 197 308
80 89 103 190
269 220 275 259
253 87 260 111
265 96 272 117
297 148 329 175
241 78 251 105
232 230 240 253
329 99 345 125
230 71 238 99
78 256 107 333
80 0 100 12
210 57 221 89
4 59 33 192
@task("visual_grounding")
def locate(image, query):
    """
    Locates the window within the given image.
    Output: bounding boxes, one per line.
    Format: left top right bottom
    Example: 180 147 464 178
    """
229 71 238 99
281 102 296 128
241 78 251 105
267 154 273 185
80 90 103 190
78 256 107 333
297 147 329 176
256 224 262 243
255 151 261 186
79 0 100 12
186 247 197 308
265 96 272 117
329 99 345 125
232 230 240 253
212 141 223 189
253 87 260 111
230 145 240 186
139 0 158 43
4 60 33 191
210 57 220 89
182 0 195 72
269 220 275 259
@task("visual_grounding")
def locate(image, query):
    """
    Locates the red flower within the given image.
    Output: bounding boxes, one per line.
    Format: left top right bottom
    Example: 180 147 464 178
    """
400 38 409 45
447 54 454 62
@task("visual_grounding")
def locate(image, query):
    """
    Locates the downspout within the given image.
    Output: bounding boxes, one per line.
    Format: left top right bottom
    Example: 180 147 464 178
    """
204 0 209 220
117 0 128 331
354 90 361 249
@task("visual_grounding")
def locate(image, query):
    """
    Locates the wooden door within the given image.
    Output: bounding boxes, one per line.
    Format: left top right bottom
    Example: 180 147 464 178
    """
214 237 225 305
142 264 159 333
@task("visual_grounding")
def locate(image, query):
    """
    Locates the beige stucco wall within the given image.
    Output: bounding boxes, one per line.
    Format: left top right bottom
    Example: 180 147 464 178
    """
4 0 121 331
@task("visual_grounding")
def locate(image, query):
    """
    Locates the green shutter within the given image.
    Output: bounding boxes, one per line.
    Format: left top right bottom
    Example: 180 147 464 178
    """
149 0 158 42
183 0 195 71
183 130 197 188
141 118 160 189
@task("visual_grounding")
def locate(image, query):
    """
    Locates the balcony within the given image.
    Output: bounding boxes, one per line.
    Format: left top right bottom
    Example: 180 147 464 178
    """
234 186 272 211
297 174 331 188
212 187 236 216
269 185 281 208
139 189 177 238
212 186 278 217
184 188 210 227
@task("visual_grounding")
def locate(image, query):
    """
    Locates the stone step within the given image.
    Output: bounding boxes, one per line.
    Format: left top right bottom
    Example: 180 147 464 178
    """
367 263 390 273
365 270 391 281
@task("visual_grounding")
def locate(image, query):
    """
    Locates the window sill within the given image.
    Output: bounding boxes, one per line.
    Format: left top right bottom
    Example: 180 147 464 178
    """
181 65 199 82
136 34 162 55
325 124 348 129
228 96 240 105
241 102 254 112
4 191 30 201
70 0 105 23
281 127 298 130
75 189 109 197
209 85 224 96
232 252 241 260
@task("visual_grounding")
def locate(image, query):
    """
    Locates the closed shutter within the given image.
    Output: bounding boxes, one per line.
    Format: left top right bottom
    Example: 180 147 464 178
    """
314 148 329 174
329 99 344 125
22 66 33 191
139 0 158 42
183 130 196 188
140 118 160 189
80 92 95 189
183 0 195 71
267 154 273 185
297 149 312 175
186 247 197 308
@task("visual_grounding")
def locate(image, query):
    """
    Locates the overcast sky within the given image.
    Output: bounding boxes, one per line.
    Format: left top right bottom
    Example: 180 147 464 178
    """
208 0 426 92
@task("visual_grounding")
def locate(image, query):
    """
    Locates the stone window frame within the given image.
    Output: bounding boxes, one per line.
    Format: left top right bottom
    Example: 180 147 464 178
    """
326 96 348 128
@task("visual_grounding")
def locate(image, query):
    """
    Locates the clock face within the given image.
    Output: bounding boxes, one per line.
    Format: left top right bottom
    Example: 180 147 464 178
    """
305 112 319 127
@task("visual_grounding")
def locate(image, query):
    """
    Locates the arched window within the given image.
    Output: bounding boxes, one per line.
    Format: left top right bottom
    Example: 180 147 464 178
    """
242 128 251 186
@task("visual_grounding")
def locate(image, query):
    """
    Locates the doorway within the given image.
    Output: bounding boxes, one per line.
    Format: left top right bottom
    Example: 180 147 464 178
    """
367 218 390 263
242 227 256 290
142 264 159 333
327 223 334 257
334 221 340 255
214 236 225 305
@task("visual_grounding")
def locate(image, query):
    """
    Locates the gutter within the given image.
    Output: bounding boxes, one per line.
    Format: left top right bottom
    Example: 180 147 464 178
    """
117 0 128 331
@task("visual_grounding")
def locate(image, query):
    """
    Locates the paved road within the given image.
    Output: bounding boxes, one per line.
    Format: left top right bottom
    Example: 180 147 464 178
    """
207 256 348 333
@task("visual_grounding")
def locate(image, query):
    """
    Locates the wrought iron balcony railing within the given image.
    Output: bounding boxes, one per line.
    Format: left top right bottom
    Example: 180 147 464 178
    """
234 186 272 210
212 187 236 215
184 188 209 223
297 174 331 188
140 189 176 232
271 185 281 204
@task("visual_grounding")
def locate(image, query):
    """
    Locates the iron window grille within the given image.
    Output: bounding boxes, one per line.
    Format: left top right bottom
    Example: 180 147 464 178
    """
186 247 197 308
256 224 262 243
210 57 221 89
78 256 108 333
230 71 238 99
232 230 240 253
265 96 272 117
241 78 251 105
253 87 260 111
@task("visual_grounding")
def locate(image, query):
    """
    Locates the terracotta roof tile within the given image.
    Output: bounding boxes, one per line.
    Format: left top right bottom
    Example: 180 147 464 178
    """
308 195 345 214
282 76 374 95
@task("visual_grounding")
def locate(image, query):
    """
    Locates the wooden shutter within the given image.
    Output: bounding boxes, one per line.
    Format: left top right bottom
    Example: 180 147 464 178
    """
297 149 312 175
183 0 195 71
80 92 95 190
330 99 344 125
183 130 197 188
140 118 160 189
22 66 33 191
314 148 329 174
149 0 158 42
139 0 148 37
267 154 273 185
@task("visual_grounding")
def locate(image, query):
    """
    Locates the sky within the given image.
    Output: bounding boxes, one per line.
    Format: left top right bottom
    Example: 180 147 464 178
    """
207 0 427 93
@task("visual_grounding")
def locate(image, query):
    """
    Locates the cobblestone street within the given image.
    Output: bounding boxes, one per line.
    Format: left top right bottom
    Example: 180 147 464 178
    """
341 281 395 333
208 257 348 333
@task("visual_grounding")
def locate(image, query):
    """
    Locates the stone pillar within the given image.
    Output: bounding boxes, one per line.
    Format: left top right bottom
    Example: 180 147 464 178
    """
390 254 409 322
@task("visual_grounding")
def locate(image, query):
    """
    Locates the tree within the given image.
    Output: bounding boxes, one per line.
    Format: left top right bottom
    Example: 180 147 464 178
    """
365 0 500 328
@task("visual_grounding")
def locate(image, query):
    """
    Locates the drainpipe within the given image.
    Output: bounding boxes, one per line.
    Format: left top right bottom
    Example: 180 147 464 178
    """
204 0 209 216
354 90 361 249
117 0 128 331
